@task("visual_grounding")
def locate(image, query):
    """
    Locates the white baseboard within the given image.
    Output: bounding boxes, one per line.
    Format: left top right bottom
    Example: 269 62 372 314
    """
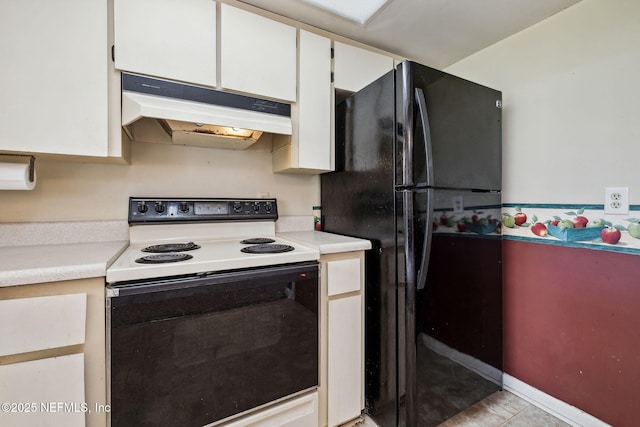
502 374 611 427
420 334 502 385
420 335 611 427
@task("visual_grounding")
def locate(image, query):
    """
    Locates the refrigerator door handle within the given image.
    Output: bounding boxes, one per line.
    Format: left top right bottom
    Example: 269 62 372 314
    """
417 188 434 290
415 88 434 290
415 88 434 187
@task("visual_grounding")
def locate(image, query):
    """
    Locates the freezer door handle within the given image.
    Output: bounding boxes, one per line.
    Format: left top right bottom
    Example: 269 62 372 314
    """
415 88 434 187
417 188 434 290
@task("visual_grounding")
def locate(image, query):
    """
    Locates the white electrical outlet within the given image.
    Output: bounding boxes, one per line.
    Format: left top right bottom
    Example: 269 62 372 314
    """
452 195 464 214
604 187 629 214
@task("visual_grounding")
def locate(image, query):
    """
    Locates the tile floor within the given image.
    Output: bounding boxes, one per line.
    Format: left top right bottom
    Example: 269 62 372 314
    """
360 390 572 427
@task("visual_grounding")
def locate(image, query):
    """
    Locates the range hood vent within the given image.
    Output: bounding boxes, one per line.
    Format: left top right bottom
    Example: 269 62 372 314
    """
121 73 292 149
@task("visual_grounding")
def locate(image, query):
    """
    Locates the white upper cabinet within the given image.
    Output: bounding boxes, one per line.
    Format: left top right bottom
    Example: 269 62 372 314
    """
0 0 111 157
114 0 217 87
296 31 332 171
333 41 395 93
220 4 297 102
273 30 332 173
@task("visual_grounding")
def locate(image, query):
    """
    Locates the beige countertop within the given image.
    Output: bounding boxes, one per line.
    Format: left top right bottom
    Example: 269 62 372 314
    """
278 231 371 254
0 233 368 287
0 220 369 288
0 240 128 287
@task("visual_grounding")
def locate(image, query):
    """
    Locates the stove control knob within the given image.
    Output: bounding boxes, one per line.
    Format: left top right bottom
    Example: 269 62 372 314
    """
233 203 243 213
155 202 166 214
253 203 260 212
137 201 149 213
179 202 189 213
265 203 272 212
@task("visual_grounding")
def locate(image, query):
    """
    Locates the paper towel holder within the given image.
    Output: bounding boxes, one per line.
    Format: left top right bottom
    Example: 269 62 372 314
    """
1 154 35 182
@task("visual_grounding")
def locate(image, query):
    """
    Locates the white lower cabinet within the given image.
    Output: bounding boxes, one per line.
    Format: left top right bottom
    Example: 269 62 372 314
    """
0 278 107 427
328 294 362 426
221 392 318 427
322 252 365 427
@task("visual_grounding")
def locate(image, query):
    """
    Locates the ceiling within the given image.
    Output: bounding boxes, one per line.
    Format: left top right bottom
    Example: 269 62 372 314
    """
238 0 582 69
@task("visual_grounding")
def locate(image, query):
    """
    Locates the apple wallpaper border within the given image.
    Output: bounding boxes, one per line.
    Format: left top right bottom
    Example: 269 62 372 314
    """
432 203 640 255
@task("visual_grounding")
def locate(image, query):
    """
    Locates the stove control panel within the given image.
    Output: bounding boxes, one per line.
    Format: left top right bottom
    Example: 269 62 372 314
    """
129 198 278 224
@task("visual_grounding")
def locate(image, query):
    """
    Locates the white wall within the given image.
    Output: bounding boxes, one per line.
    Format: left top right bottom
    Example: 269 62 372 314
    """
445 0 640 205
0 141 319 223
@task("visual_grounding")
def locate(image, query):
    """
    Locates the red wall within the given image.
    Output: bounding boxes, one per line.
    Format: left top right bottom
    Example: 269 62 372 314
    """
503 240 640 427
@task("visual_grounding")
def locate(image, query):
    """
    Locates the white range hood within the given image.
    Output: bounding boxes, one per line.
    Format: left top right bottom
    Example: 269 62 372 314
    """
121 73 292 149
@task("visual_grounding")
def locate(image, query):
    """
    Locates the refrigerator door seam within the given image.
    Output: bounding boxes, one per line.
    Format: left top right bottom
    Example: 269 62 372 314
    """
401 189 417 427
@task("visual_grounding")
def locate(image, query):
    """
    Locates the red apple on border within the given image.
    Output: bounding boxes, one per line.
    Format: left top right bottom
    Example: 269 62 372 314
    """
601 227 622 244
573 215 588 228
514 212 527 226
531 222 548 237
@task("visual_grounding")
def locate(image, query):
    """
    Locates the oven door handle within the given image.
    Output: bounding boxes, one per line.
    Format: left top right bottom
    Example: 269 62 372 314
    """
106 261 319 298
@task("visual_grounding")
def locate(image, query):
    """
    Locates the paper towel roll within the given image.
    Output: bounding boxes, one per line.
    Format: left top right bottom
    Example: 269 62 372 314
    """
0 162 36 190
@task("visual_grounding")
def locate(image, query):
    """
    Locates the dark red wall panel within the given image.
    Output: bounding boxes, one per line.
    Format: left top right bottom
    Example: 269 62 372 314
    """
503 240 640 427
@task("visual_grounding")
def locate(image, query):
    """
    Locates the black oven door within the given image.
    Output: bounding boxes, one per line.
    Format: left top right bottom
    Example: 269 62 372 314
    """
106 262 319 427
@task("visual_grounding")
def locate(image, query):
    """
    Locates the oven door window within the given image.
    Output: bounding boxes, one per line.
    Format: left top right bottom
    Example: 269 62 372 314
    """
108 263 319 427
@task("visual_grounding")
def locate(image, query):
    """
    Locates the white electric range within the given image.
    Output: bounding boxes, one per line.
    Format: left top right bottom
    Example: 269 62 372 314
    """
105 197 321 427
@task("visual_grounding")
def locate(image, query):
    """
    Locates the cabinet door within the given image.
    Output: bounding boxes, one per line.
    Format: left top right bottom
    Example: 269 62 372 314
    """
334 41 395 92
220 4 296 102
298 30 332 171
114 0 216 87
0 0 109 156
273 30 332 173
328 295 362 426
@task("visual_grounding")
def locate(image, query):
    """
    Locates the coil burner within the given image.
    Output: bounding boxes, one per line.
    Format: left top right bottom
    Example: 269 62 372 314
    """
135 253 194 264
142 242 201 253
241 244 295 254
240 238 276 244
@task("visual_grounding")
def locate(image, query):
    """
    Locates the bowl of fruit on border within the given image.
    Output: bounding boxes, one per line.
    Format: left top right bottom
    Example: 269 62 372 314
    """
464 218 499 235
547 217 605 241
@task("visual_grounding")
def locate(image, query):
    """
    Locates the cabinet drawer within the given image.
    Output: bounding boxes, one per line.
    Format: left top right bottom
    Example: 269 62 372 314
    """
0 293 86 356
0 354 85 427
327 258 361 296
221 392 318 427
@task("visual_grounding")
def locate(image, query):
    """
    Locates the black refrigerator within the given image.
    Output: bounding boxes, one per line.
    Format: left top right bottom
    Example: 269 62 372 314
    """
321 61 502 427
